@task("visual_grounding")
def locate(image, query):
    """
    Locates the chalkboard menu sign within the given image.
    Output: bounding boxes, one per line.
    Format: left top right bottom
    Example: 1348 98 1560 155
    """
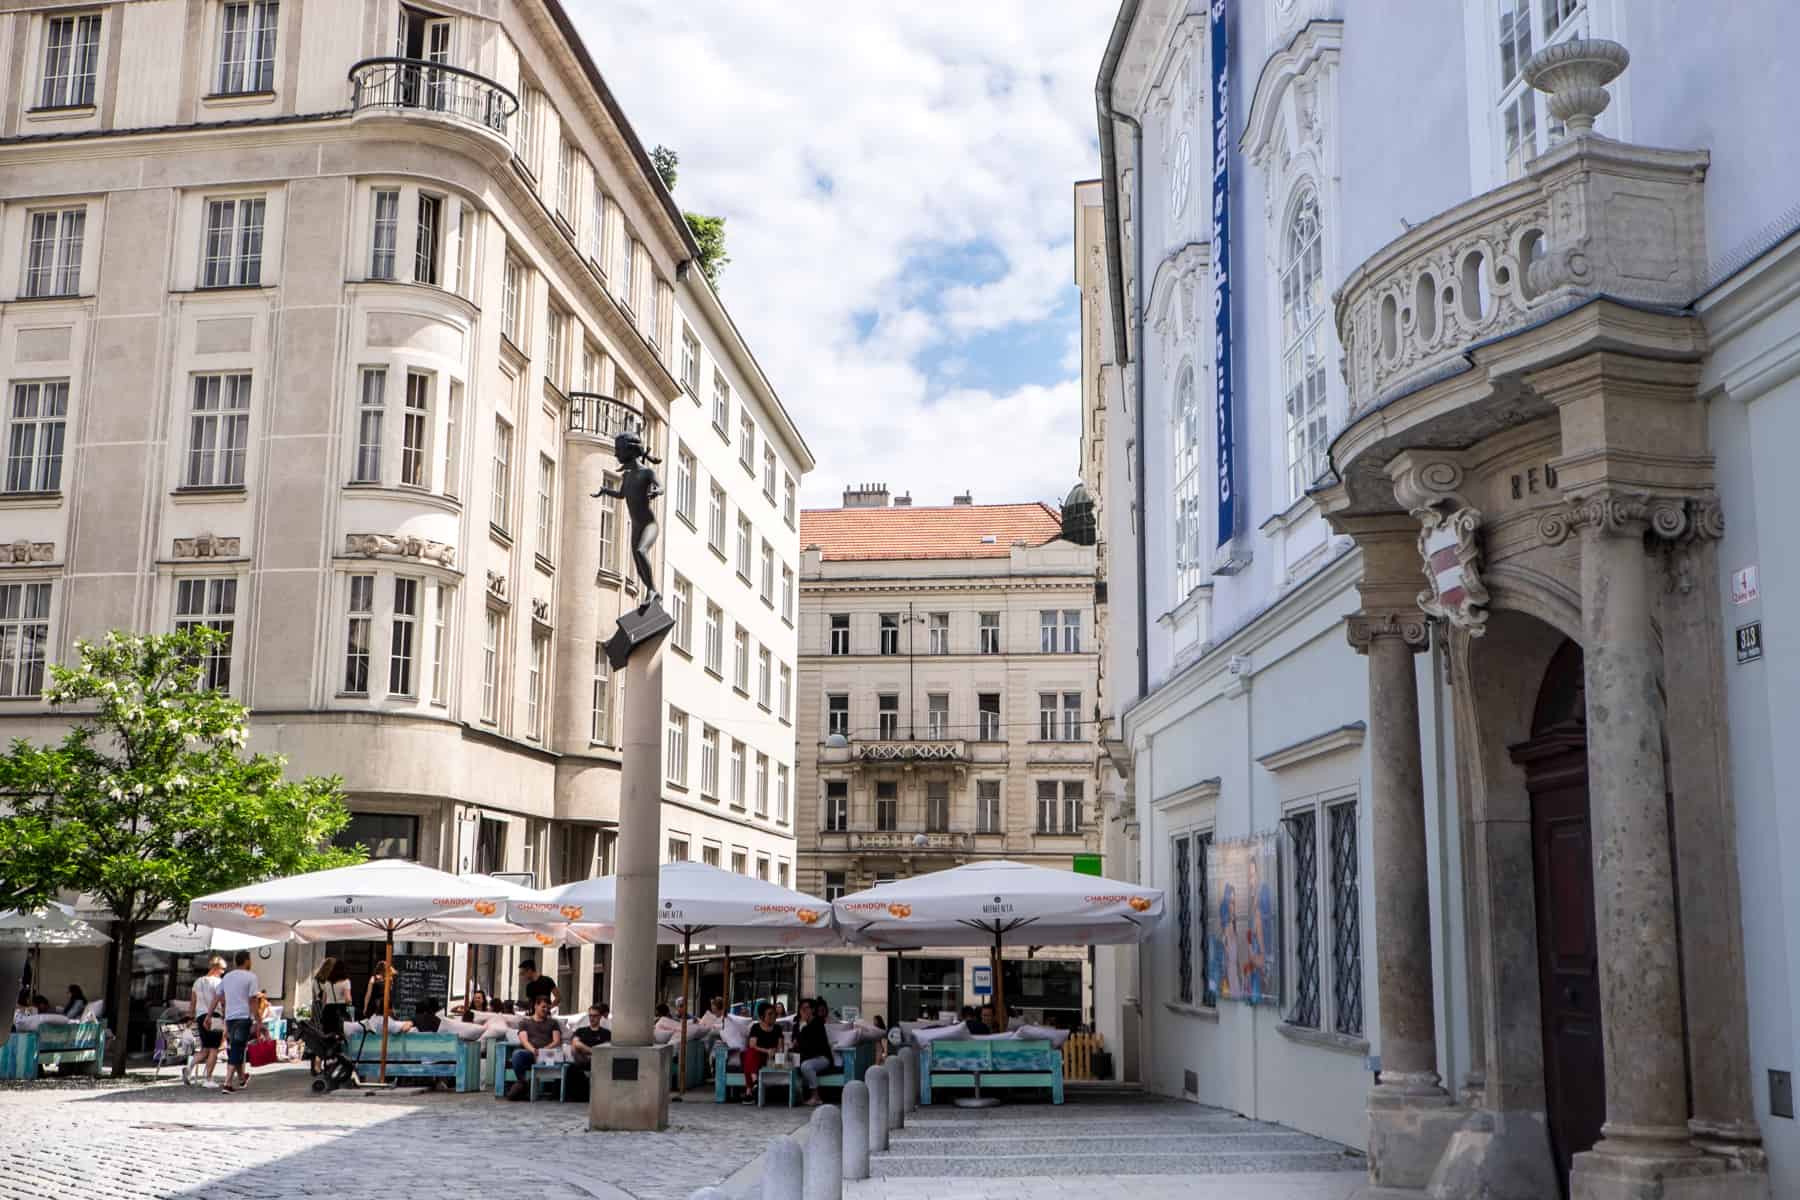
390 954 450 1016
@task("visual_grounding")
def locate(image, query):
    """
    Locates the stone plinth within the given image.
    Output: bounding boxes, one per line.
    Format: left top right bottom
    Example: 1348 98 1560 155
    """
588 1043 672 1132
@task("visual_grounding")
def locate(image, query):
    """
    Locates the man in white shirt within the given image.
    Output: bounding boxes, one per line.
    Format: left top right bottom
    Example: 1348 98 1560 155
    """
188 956 226 1087
209 950 259 1093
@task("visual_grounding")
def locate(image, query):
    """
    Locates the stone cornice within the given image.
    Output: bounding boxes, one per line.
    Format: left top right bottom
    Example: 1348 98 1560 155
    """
1256 722 1366 772
1151 777 1220 812
1240 19 1343 165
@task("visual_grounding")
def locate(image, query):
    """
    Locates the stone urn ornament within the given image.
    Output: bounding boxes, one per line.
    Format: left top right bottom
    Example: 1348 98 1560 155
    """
1524 37 1630 136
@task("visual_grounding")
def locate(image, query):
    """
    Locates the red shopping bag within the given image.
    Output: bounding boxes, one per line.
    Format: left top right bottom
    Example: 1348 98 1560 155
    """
246 1034 278 1068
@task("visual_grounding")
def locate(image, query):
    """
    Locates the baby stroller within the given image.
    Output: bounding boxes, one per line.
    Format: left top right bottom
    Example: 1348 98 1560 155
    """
296 1017 358 1093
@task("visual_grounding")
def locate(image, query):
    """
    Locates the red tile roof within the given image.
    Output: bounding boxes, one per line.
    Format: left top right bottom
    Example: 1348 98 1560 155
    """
801 502 1064 562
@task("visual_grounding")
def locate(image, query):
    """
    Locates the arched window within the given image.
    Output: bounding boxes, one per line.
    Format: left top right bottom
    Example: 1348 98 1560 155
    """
1172 364 1205 598
1281 190 1327 504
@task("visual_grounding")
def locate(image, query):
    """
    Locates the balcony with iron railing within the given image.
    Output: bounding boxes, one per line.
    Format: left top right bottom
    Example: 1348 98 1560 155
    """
347 57 518 149
567 392 645 443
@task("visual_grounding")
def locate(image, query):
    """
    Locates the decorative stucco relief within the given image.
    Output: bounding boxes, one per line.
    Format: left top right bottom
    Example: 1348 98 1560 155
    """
344 533 456 567
0 540 55 565
174 534 240 558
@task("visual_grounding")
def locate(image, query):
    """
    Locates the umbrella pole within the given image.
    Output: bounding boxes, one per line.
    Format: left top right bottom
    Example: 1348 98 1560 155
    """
463 943 475 1016
723 945 732 1013
990 931 1005 1031
676 934 691 1100
379 930 393 1085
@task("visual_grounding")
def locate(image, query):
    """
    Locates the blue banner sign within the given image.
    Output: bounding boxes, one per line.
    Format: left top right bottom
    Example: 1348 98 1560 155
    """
1210 0 1244 569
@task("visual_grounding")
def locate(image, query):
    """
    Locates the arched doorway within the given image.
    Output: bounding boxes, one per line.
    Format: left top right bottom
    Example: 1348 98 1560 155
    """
1507 639 1605 1193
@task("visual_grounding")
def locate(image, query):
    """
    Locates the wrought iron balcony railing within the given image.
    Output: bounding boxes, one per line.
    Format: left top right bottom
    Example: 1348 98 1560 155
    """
853 739 966 763
348 57 518 139
567 392 645 441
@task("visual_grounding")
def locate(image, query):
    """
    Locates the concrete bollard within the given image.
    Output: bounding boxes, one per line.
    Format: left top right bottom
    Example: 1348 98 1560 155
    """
885 1054 905 1131
866 1064 890 1153
763 1135 804 1200
898 1046 919 1113
841 1080 871 1180
804 1104 843 1200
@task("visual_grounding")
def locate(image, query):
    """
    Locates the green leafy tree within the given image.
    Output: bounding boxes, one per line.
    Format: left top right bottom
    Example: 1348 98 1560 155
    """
0 629 361 1073
652 143 730 286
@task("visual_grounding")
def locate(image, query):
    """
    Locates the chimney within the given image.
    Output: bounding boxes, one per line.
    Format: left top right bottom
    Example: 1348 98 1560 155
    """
952 491 973 506
892 491 913 507
842 482 890 508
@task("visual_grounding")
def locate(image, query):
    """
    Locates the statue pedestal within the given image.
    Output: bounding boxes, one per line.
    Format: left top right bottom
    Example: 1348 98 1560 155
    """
587 1043 672 1131
604 602 674 670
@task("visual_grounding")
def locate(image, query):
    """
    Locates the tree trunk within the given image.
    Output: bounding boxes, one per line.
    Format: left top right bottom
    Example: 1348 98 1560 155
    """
0 946 25 1046
108 919 135 1077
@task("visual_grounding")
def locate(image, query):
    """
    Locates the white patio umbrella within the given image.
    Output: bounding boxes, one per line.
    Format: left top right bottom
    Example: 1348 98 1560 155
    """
511 861 839 1088
0 903 112 948
831 860 1164 1025
138 923 284 954
191 860 518 1082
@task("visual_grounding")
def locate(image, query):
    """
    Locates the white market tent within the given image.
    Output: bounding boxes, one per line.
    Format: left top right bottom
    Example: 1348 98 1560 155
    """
192 861 525 1081
830 859 1165 1023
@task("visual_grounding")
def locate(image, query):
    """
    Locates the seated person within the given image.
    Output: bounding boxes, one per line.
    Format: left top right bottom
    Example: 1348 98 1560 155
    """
504 995 562 1101
564 1004 611 1100
739 1001 784 1104
411 999 442 1033
63 985 87 1019
456 990 490 1021
699 995 728 1030
795 997 835 1107
967 1004 995 1036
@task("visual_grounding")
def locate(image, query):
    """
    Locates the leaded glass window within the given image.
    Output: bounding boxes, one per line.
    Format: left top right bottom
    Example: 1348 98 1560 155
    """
1329 801 1363 1036
1281 191 1327 504
1196 832 1216 1007
1174 836 1194 1005
1285 809 1320 1029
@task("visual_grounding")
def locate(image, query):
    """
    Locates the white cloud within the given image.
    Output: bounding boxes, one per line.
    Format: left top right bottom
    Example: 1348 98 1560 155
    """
566 1 1112 510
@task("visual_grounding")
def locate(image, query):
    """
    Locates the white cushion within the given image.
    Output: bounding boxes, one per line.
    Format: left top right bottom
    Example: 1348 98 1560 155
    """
1015 1024 1070 1048
435 1016 490 1041
826 1021 859 1050
342 1021 364 1038
853 1022 886 1044
720 1014 750 1051
972 1031 1018 1041
78 1000 106 1023
912 1021 970 1046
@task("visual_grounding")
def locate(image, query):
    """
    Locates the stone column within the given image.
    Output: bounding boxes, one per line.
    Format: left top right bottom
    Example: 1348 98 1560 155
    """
1566 493 1709 1193
612 647 665 1048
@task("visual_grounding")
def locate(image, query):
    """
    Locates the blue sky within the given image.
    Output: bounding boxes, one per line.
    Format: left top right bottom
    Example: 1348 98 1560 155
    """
569 2 1116 509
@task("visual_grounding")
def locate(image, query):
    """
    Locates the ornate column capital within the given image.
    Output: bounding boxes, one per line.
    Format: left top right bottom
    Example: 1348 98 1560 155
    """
1346 610 1431 655
1538 489 1720 546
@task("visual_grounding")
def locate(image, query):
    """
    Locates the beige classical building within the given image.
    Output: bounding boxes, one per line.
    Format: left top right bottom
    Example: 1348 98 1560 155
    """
0 0 806 1028
793 487 1101 1025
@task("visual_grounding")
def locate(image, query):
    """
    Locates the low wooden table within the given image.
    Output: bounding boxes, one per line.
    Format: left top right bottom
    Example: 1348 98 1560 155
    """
757 1065 798 1107
529 1061 568 1101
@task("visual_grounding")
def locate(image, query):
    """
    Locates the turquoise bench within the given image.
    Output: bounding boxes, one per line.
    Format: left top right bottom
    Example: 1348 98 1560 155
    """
918 1039 1063 1105
712 1039 876 1102
346 1030 480 1091
0 1023 109 1080
487 1034 704 1098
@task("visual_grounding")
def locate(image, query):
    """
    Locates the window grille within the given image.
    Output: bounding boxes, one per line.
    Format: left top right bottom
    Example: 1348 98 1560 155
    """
1286 809 1320 1029
1329 802 1363 1036
1174 836 1194 1005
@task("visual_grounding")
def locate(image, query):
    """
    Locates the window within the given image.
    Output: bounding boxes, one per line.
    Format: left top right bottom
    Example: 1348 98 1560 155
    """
535 454 555 557
702 844 720 868
783 475 796 528
1175 835 1195 1005
524 631 547 740
1329 801 1363 1036
666 708 689 786
826 693 848 738
736 514 753 579
1497 0 1583 178
755 856 769 882
597 492 617 575
480 608 501 723
738 413 755 471
589 645 611 744
24 209 85 298
829 614 850 656
978 693 1000 741
669 575 692 653
824 781 848 833
215 1 277 94
444 381 462 499
175 577 236 691
5 381 67 494
617 233 635 310
491 417 512 532
186 374 251 488
1063 780 1084 833
1286 807 1320 1029
757 646 772 708
1063 692 1082 742
430 585 450 705
200 197 265 288
514 85 539 170
776 763 790 824
703 601 723 675
824 870 847 901
344 574 374 694
1062 610 1082 653
781 566 795 624
976 779 1002 834
762 448 777 499
926 781 949 832
777 861 789 888
1173 364 1206 598
928 613 949 654
979 612 1001 654
501 256 522 344
760 542 775 604
556 138 576 222
700 725 720 797
708 482 727 553
401 372 430 488
733 625 750 693
1036 781 1083 834
711 368 730 433
334 811 418 861
1038 692 1057 741
389 576 419 697
729 739 746 808
352 368 384 483
755 753 769 817
674 444 696 524
1040 611 1057 653
0 582 51 698
879 613 900 656
666 836 688 864
414 193 441 285
926 693 949 739
731 849 746 876
39 14 101 108
877 693 899 740
778 663 792 722
369 190 399 280
1282 191 1329 504
875 781 898 831
543 307 567 389
681 325 701 394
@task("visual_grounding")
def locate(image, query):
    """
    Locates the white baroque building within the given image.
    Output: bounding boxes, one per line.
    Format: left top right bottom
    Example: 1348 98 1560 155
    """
1091 2 1797 1198
0 0 808 1027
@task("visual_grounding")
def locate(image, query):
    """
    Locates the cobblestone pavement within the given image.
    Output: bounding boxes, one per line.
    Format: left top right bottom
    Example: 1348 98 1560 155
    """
846 1095 1368 1200
0 1068 806 1200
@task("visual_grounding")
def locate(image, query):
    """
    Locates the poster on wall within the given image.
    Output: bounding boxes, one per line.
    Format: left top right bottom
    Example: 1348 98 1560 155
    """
1206 833 1281 1006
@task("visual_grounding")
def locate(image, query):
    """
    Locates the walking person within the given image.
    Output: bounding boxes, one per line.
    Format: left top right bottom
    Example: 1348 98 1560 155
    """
209 950 260 1093
188 956 227 1087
